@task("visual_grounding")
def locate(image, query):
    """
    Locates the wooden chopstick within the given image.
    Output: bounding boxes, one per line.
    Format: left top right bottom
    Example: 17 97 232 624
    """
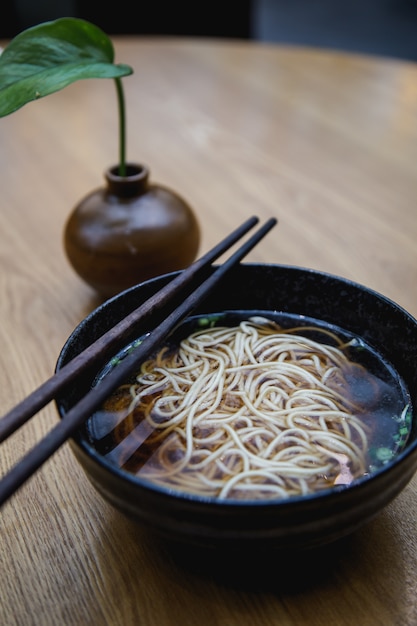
0 217 277 506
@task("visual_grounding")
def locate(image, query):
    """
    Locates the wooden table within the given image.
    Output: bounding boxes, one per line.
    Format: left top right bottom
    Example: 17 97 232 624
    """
1 36 417 625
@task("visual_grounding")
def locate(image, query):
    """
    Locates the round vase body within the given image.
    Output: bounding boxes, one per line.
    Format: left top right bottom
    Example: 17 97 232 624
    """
64 164 200 298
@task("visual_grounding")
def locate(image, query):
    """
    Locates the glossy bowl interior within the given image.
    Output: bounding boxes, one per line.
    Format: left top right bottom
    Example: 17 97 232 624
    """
55 263 417 553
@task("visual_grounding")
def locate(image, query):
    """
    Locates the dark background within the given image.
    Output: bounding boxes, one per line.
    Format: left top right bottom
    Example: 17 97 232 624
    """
2 0 417 61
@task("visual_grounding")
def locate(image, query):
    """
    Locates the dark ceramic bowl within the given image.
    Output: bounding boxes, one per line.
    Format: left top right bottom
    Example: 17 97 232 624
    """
55 264 417 553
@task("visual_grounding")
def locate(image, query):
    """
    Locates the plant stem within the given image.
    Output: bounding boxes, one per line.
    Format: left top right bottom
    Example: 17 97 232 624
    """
115 77 126 176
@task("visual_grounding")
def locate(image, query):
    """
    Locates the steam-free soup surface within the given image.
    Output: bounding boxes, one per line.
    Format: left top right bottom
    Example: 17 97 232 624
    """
87 312 411 501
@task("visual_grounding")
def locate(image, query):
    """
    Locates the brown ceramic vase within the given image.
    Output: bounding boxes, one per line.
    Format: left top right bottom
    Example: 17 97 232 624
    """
64 163 200 298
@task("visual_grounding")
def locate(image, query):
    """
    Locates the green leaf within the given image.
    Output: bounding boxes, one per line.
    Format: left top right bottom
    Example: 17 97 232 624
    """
0 17 133 116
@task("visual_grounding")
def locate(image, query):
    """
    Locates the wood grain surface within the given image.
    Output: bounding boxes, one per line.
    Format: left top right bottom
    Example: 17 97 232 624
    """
1 36 417 625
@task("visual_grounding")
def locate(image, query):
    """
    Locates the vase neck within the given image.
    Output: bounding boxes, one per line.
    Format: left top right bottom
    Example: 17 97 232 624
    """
105 163 149 197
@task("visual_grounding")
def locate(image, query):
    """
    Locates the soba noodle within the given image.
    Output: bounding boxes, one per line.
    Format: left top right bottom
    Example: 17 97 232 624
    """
91 315 408 501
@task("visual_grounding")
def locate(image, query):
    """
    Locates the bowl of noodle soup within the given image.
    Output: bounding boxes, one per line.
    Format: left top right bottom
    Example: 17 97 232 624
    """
56 264 417 552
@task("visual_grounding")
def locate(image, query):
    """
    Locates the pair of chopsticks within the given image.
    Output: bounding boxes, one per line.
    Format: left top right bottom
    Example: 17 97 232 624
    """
0 216 277 507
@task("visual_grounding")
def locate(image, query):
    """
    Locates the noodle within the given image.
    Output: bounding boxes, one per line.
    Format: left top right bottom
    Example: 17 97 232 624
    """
107 316 377 500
